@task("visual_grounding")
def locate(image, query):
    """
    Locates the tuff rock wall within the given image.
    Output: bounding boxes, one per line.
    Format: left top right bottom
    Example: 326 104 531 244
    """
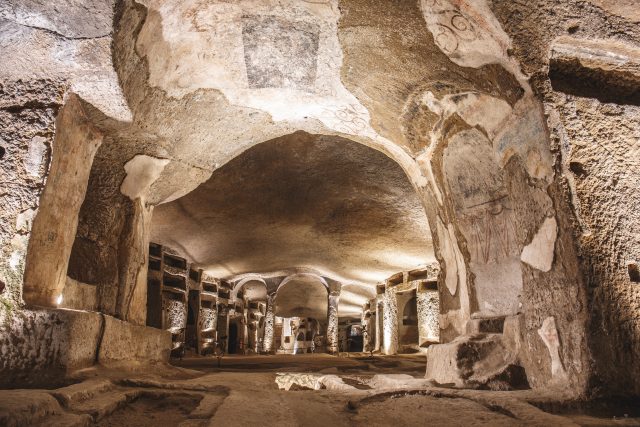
488 0 640 397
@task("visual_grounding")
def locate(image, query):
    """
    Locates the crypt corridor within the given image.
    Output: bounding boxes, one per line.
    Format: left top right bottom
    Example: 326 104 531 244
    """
0 0 639 425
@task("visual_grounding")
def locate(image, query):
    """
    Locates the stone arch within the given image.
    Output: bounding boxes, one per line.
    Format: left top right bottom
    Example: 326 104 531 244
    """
274 275 329 319
232 277 268 302
6 0 593 394
278 273 329 293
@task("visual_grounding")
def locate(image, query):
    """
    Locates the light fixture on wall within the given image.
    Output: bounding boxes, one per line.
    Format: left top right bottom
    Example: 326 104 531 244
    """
56 294 63 306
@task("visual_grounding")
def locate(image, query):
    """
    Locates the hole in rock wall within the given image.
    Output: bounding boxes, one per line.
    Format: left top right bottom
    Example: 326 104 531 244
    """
629 262 640 283
549 39 640 106
0 146 5 160
0 279 5 294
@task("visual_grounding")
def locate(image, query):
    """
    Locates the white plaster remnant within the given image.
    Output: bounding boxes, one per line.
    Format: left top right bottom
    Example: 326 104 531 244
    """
538 316 568 381
15 209 36 233
9 251 22 271
368 374 433 389
133 0 407 158
23 136 47 177
492 97 554 181
419 0 511 69
419 0 530 91
435 218 467 297
120 155 170 202
275 373 356 391
422 91 513 140
521 217 557 272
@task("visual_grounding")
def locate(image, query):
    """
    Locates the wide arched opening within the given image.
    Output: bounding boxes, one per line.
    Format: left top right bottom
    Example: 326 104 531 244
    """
2 0 612 412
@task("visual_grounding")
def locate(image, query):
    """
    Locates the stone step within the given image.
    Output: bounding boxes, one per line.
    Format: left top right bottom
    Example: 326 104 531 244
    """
188 393 227 419
0 390 63 427
68 389 141 421
50 379 115 406
425 333 527 390
34 412 92 427
209 391 295 427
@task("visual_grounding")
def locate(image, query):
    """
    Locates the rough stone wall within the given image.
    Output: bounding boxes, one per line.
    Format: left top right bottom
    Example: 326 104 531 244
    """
0 308 101 388
98 315 170 365
0 0 128 314
488 0 640 396
339 0 590 394
0 79 62 314
61 277 99 311
199 306 217 331
164 298 186 331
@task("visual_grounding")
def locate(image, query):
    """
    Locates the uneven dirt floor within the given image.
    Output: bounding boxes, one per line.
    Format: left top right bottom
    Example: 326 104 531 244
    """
96 393 201 427
1 354 639 426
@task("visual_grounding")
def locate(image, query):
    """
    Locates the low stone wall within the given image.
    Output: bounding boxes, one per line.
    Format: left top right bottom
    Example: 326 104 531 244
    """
99 315 171 365
0 308 170 388
0 308 101 388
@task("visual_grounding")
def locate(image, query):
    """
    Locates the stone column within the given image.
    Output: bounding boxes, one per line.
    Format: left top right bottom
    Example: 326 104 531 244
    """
115 200 153 325
361 305 372 352
262 293 276 353
417 282 440 346
382 286 398 355
251 321 259 352
374 300 383 352
326 285 341 354
23 96 103 307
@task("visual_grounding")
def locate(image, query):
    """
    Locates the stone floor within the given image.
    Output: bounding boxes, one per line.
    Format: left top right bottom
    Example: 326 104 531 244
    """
1 354 639 426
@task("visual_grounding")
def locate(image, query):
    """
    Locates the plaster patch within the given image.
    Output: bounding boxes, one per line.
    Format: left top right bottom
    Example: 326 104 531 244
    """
419 0 511 68
538 316 568 381
135 0 383 140
9 251 22 271
521 217 557 272
493 96 553 181
439 309 466 336
435 218 467 301
471 257 522 317
242 15 319 89
15 209 36 233
23 136 47 177
120 155 170 202
422 91 512 139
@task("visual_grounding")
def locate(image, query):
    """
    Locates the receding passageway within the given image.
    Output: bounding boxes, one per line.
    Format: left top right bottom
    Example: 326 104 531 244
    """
1 0 639 425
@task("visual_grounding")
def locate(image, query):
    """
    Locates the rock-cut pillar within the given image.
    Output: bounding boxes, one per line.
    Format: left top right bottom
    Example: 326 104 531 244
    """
23 96 103 307
417 282 440 347
382 286 398 355
327 287 340 354
262 293 276 353
361 306 372 352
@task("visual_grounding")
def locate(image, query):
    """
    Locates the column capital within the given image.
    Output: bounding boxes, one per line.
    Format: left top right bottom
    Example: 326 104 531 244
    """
328 282 341 296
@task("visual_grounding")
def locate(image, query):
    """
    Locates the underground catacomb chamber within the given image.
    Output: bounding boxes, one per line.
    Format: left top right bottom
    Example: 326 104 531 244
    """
1 0 639 425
